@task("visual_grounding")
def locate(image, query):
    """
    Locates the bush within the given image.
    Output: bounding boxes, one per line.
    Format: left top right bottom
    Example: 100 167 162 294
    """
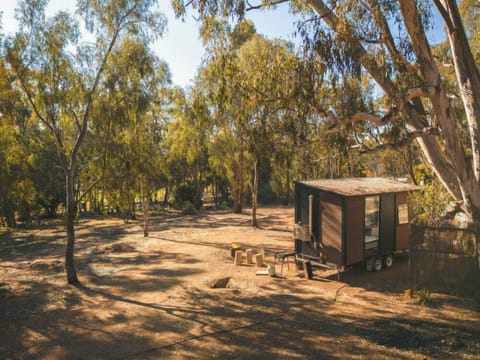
410 179 452 223
180 201 197 215
258 182 277 204
416 289 433 306
173 185 203 210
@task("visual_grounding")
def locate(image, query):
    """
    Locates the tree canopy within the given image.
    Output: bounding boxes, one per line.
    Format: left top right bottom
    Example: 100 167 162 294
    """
171 0 480 221
1 0 479 283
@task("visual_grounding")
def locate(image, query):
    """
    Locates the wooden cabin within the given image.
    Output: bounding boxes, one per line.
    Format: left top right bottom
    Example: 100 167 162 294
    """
294 178 419 271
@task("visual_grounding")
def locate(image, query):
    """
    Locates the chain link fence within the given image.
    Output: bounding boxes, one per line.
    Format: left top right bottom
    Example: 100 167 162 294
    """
409 224 480 297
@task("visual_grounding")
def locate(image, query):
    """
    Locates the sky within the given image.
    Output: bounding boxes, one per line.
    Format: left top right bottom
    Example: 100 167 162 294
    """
1 1 445 88
0 0 299 88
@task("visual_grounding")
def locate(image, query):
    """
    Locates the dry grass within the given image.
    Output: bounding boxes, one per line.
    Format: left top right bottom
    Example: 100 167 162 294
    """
0 207 479 359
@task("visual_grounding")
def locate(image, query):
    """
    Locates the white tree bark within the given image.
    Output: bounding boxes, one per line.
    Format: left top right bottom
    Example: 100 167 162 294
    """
308 0 480 219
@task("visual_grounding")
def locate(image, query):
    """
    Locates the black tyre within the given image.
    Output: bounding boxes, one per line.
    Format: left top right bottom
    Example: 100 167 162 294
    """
373 257 383 272
384 254 394 269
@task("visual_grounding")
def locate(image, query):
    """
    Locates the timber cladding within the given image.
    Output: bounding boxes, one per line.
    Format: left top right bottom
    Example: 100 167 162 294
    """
294 179 419 269
320 199 342 265
395 192 409 251
345 196 365 265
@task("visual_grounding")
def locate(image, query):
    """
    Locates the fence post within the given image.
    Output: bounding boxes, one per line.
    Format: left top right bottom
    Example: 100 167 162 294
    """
475 223 480 271
409 225 414 298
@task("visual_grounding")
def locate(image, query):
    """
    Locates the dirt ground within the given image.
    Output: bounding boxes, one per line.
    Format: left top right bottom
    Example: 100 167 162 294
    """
1 206 479 359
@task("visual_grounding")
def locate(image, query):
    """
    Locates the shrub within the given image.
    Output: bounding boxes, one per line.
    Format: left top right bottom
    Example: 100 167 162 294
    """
173 185 203 210
416 289 432 306
180 201 197 215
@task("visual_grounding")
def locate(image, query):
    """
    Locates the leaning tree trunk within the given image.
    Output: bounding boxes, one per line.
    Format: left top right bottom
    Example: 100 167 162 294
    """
143 196 149 238
308 0 477 209
399 0 480 216
251 159 258 227
232 180 243 213
163 186 169 206
65 171 79 285
232 147 244 214
285 157 291 205
214 178 218 208
474 217 480 271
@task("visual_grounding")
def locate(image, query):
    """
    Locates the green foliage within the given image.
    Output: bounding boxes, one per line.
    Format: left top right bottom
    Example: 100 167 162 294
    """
3 0 167 283
3 0 479 237
173 185 203 210
180 201 198 215
258 182 276 204
196 20 327 211
97 35 172 214
416 289 432 307
410 165 452 223
172 0 480 232
165 88 210 210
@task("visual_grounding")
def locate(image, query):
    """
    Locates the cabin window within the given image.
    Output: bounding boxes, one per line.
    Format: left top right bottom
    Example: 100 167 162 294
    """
398 203 409 224
364 196 380 255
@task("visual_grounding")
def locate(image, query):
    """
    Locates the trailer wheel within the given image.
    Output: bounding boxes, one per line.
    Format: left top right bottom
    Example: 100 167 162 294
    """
373 257 383 272
383 255 394 269
365 258 374 272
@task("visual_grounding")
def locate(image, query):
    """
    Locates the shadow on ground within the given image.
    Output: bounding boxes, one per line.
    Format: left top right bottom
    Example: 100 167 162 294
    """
1 207 479 359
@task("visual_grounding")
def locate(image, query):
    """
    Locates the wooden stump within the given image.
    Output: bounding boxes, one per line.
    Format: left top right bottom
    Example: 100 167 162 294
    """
246 249 253 264
255 253 264 267
234 250 243 265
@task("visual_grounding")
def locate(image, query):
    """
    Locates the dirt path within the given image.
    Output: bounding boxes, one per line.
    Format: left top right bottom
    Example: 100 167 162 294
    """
1 207 479 359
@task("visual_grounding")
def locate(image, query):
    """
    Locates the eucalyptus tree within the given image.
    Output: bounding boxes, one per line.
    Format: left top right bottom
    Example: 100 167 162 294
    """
199 20 297 218
459 0 480 62
197 18 331 218
234 33 300 222
0 59 24 226
29 137 65 218
94 36 171 225
302 0 480 226
173 0 480 251
166 87 210 210
196 19 257 214
0 121 20 227
5 0 165 284
0 58 64 225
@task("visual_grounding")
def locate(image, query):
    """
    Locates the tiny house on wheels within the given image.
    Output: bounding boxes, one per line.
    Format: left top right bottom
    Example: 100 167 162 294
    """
293 178 419 272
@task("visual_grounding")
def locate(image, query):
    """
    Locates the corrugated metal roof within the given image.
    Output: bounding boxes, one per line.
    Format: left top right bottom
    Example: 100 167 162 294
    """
297 178 420 196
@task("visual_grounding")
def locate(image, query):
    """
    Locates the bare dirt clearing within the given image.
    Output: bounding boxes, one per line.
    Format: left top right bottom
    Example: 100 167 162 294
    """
1 207 479 359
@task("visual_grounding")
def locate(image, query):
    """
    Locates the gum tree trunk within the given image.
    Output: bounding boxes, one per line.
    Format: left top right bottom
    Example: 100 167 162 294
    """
233 145 244 214
65 171 79 285
143 197 149 238
251 159 258 227
308 0 480 221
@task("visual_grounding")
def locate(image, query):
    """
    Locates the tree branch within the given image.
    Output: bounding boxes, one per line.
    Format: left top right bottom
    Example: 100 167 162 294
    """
308 0 398 97
358 35 384 45
368 0 418 76
432 0 455 33
69 105 82 131
356 127 440 153
78 177 103 202
307 0 463 201
15 71 69 170
246 0 290 11
70 4 138 171
327 87 433 129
